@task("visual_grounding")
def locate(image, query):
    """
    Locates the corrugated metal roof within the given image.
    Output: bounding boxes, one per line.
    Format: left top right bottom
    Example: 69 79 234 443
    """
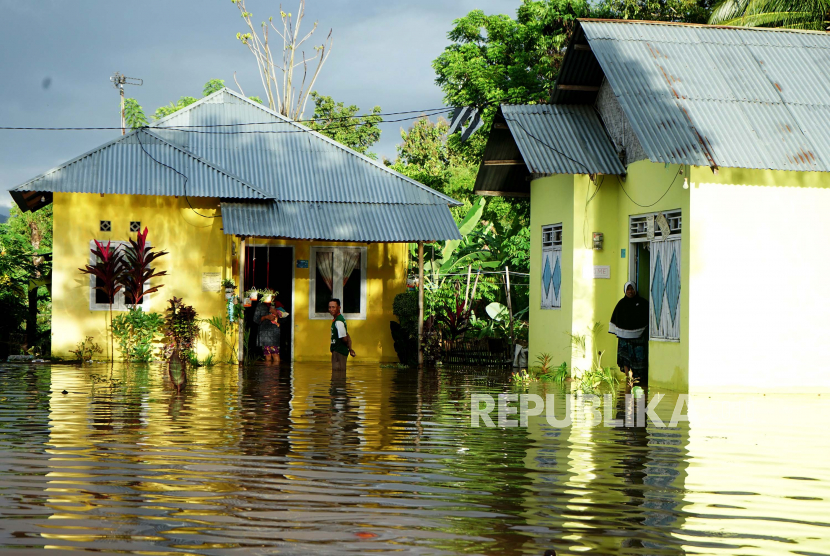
579 20 830 171
10 129 268 199
502 104 625 175
221 201 461 242
152 89 461 206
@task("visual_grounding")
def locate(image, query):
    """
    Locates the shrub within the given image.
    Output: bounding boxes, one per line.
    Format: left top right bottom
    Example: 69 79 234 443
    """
70 336 103 362
111 307 163 362
163 297 199 362
391 291 419 366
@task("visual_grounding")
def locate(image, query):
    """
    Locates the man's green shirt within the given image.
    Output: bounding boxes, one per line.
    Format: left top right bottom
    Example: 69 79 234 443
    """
330 314 349 355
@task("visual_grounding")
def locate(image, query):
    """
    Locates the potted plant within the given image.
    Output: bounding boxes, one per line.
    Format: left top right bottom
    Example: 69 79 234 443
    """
248 287 258 301
260 288 277 304
222 278 236 299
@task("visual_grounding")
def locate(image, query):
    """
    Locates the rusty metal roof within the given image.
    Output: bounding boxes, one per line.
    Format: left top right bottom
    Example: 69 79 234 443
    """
572 20 830 171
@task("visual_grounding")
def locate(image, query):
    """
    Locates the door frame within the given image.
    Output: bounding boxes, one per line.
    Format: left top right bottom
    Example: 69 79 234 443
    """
248 243 295 363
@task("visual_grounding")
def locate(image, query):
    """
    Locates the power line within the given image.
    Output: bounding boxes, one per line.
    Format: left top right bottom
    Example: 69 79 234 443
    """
619 165 683 208
134 131 217 220
0 107 451 132
503 116 593 174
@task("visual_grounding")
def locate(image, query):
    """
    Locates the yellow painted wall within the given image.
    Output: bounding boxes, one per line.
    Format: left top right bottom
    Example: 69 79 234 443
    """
529 175 575 368
687 166 830 392
52 193 407 363
234 238 407 363
529 161 690 391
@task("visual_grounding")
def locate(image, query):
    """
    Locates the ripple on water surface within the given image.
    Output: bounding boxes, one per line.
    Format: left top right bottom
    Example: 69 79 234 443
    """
0 362 828 555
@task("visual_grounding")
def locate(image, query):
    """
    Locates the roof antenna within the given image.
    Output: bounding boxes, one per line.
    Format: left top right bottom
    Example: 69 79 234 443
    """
110 72 143 135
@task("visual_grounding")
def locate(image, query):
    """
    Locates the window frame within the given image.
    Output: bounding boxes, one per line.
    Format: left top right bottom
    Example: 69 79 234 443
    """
88 239 153 312
308 245 368 320
541 223 563 310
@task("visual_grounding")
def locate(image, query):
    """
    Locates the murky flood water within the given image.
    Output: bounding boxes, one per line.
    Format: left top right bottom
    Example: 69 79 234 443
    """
0 362 828 555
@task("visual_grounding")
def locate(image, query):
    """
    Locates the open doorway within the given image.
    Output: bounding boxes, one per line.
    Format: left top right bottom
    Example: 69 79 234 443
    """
633 242 650 302
243 245 294 362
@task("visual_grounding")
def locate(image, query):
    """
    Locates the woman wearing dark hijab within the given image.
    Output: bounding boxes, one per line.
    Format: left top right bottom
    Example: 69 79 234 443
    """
609 281 649 386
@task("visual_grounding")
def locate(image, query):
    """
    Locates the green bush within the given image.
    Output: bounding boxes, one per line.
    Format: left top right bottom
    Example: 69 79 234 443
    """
111 307 163 362
391 291 419 366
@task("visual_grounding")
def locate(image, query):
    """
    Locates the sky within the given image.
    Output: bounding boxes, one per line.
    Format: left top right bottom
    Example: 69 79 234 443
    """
0 0 522 214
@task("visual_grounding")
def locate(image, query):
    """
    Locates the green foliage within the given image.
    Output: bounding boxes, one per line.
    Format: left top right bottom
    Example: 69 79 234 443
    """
154 96 199 120
69 336 103 362
433 0 590 113
221 278 236 289
124 98 148 129
111 307 163 362
390 291 419 366
248 96 264 104
163 297 200 361
203 78 225 96
708 0 828 29
0 205 52 356
594 0 714 22
204 314 239 364
307 92 383 158
569 322 620 393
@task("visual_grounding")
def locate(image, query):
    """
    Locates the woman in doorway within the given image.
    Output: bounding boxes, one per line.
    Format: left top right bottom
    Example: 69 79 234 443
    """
609 281 649 387
254 298 284 364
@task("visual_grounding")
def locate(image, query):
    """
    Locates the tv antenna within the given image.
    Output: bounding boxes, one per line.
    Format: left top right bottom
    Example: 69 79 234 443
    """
110 72 143 135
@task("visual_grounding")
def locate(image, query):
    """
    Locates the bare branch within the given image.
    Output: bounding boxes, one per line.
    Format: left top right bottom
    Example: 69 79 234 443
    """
233 72 246 97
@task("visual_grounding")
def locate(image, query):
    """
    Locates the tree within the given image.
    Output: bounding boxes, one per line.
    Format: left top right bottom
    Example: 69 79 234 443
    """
594 0 714 23
708 0 828 29
2 205 52 354
307 92 383 157
232 0 332 120
433 1 590 114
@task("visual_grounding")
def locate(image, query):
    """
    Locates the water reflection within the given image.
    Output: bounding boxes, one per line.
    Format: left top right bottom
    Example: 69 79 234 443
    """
0 363 827 555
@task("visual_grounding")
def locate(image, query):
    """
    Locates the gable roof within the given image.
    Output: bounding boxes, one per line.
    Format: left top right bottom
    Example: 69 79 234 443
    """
152 88 460 205
10 88 462 242
9 128 269 211
553 19 830 172
473 104 624 196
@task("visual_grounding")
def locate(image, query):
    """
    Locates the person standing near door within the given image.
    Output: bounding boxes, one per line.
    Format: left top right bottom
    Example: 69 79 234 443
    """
328 299 355 372
609 281 649 388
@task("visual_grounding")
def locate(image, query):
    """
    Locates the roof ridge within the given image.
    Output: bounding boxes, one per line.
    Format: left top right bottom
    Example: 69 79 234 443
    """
578 18 830 36
155 87 461 207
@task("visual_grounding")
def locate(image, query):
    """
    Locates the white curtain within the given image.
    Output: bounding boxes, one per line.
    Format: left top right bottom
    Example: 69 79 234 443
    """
342 250 360 286
316 250 334 291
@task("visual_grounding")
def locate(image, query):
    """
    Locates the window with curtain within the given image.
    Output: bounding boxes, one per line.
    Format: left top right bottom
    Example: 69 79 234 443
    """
309 246 367 319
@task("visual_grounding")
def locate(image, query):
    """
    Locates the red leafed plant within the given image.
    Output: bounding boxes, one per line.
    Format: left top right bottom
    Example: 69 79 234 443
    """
121 227 168 306
79 240 125 360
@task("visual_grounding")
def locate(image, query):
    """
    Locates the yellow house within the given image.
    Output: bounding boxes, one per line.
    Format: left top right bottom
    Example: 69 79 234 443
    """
474 20 830 393
10 89 461 363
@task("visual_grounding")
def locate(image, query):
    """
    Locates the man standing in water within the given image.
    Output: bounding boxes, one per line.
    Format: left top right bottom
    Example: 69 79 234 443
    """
328 299 355 372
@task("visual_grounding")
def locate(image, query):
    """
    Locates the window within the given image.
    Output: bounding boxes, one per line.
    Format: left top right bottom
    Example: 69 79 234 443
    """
309 246 367 320
541 224 562 310
129 221 141 233
99 220 111 232
88 240 151 311
629 210 681 341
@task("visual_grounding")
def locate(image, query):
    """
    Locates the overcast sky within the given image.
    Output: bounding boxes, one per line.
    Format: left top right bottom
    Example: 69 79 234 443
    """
0 0 520 212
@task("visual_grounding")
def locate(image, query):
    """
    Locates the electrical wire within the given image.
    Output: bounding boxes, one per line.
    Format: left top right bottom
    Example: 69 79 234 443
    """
619 165 684 208
134 130 218 219
503 116 593 174
0 107 451 132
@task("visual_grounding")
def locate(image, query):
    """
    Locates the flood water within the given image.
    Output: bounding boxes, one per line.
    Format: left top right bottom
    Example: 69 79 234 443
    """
0 362 828 555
